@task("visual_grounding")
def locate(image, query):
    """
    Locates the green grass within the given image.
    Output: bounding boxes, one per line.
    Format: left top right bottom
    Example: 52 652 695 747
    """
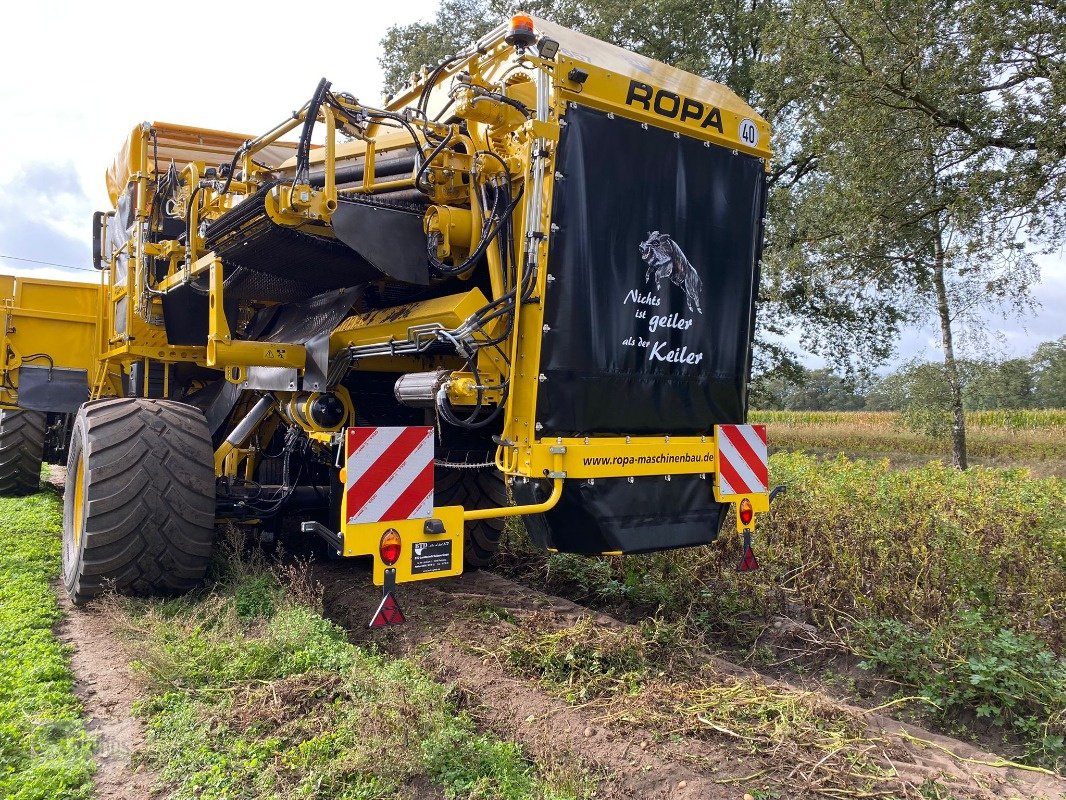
107 542 589 800
0 492 94 800
498 453 1066 769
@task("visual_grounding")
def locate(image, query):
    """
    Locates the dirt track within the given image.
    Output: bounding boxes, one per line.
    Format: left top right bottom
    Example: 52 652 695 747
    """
58 595 157 799
56 539 1066 799
316 567 1066 800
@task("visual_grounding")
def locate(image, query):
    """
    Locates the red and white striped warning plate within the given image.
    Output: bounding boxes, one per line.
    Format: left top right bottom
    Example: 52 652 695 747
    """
715 424 768 497
345 426 434 524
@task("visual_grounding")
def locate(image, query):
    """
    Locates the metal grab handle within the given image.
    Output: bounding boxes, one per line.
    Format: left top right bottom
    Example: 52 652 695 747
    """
301 520 343 550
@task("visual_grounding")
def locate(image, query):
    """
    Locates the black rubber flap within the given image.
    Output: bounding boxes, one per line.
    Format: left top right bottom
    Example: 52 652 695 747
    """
197 379 242 437
538 105 766 436
17 366 88 413
245 285 361 345
331 201 430 286
243 286 362 391
513 474 727 554
162 283 239 346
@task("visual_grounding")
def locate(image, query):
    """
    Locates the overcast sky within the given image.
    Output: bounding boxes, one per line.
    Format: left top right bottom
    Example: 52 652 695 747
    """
0 0 1061 371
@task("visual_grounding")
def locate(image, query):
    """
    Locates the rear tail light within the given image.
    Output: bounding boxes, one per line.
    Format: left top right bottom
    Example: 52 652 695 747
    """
739 498 753 525
379 529 401 565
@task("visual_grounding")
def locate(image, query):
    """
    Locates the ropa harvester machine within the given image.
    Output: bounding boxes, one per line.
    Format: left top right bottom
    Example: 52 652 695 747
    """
0 16 773 622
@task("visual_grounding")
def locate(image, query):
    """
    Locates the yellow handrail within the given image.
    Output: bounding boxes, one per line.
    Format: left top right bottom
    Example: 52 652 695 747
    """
462 476 563 521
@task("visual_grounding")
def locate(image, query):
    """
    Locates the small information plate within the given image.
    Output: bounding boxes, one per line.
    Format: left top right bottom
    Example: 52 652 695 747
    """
411 540 453 575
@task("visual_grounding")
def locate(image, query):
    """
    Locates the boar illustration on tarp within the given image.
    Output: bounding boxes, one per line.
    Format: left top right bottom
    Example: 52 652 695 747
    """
639 232 703 314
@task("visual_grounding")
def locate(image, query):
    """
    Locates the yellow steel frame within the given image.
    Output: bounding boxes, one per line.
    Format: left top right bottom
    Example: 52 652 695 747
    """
341 500 467 586
34 17 774 565
205 256 305 373
520 435 717 479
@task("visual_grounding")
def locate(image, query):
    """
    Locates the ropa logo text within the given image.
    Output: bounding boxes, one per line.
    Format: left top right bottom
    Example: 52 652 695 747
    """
625 80 724 134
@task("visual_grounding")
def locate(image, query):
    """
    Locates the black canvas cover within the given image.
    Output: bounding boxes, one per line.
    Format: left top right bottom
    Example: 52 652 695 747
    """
514 474 727 555
527 104 765 554
537 104 765 436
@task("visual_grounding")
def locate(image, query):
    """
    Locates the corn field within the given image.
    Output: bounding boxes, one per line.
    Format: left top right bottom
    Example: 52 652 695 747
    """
747 410 1066 468
750 409 1066 430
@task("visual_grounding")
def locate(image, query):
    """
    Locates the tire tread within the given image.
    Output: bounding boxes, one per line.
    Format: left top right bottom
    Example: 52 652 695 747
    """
435 466 507 568
64 399 215 604
0 410 46 496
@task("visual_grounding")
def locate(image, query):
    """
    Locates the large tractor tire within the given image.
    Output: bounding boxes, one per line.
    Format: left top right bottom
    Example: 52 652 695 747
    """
435 466 508 568
63 398 216 605
0 409 46 496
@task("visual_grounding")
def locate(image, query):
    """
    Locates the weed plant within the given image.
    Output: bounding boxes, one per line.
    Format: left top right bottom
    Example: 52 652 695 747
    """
853 614 1066 765
498 454 1066 768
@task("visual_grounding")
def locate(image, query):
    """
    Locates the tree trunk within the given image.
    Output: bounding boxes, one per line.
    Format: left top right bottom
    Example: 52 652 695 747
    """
932 224 967 469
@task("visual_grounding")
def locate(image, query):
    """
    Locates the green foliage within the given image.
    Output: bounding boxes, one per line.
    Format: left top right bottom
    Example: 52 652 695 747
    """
132 601 356 693
750 366 866 411
1033 336 1066 409
893 363 956 439
0 493 94 800
853 613 1066 767
116 557 583 800
500 454 1066 766
769 455 1065 647
863 348 1065 418
765 0 1062 368
232 573 282 619
965 358 1035 411
378 0 498 94
422 726 581 800
755 340 1066 418
866 361 970 427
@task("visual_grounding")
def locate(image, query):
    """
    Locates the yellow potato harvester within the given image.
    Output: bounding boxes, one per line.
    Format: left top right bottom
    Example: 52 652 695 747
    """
0 16 775 622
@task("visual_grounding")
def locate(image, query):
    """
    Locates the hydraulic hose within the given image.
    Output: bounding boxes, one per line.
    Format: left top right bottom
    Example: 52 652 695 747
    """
296 78 331 185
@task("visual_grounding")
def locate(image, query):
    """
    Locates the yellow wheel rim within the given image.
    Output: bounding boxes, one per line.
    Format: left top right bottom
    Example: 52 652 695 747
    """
72 456 86 549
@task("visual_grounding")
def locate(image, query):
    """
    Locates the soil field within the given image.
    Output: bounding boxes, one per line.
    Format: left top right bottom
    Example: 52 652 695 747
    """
7 468 1064 799
55 560 1066 799
318 566 1066 800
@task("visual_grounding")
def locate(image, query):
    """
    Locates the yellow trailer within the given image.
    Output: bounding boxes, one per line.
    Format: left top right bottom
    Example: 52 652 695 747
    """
0 275 101 493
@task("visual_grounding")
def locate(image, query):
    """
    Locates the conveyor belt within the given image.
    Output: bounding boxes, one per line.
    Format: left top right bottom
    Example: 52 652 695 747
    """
203 184 430 302
204 185 379 298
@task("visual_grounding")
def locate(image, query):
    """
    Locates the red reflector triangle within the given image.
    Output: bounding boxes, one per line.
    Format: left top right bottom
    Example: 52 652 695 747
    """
738 545 759 572
369 592 406 627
